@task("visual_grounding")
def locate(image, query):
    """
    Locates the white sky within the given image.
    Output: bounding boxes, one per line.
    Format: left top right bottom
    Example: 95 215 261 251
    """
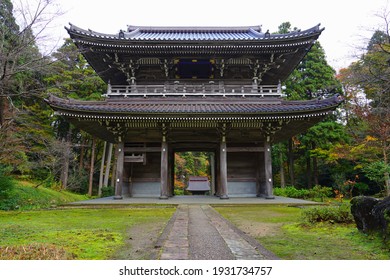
15 0 390 71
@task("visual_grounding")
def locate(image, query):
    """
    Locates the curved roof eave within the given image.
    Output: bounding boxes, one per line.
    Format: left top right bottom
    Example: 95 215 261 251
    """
46 95 343 117
66 23 324 45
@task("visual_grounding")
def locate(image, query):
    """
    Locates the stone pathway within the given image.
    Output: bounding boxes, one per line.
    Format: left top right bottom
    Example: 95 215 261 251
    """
159 204 278 260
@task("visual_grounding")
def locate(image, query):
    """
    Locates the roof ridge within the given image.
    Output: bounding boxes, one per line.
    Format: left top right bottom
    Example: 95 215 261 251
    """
127 25 263 32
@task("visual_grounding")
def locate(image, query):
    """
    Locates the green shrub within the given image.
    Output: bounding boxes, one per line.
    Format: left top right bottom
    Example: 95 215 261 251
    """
174 188 185 196
275 185 334 201
66 170 88 194
0 174 14 199
274 186 310 199
302 204 354 224
308 185 333 202
101 186 114 197
354 182 369 196
0 172 18 210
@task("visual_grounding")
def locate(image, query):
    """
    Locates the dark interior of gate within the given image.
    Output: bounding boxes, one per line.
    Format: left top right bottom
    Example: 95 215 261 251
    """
119 141 268 198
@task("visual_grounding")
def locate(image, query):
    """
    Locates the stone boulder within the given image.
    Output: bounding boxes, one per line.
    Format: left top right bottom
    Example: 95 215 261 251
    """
350 196 390 237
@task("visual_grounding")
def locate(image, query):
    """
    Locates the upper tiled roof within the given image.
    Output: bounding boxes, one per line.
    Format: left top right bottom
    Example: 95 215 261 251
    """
67 24 323 42
65 23 324 85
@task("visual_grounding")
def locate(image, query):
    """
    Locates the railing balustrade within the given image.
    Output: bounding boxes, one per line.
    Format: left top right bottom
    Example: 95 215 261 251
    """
105 82 284 98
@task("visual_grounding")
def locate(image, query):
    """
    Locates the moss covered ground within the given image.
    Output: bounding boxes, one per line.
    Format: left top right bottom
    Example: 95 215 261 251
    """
214 205 390 260
0 207 175 259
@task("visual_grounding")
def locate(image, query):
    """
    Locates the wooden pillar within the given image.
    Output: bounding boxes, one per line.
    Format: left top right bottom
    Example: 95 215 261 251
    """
103 143 113 187
88 138 96 196
210 153 216 196
264 138 275 199
256 152 261 196
215 149 221 197
219 137 229 199
160 124 169 199
98 141 107 197
114 141 124 200
169 149 175 196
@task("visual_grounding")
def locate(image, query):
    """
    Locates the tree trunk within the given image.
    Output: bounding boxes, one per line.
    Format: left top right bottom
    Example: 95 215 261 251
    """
313 156 319 186
98 141 107 196
383 143 390 196
104 143 113 187
306 154 312 189
288 138 295 186
312 142 319 186
279 143 286 188
0 96 6 127
88 138 96 196
111 145 117 188
60 128 72 189
60 139 69 189
79 137 85 174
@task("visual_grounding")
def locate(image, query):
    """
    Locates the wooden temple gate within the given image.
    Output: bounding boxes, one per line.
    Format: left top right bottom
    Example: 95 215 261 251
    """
47 23 343 199
110 127 275 200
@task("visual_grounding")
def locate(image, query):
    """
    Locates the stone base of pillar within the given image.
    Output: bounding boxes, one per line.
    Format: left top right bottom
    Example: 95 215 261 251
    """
159 195 169 200
113 195 123 200
219 194 229 199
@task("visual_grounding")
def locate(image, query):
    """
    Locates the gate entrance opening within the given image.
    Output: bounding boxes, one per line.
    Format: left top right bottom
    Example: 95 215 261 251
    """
173 151 215 196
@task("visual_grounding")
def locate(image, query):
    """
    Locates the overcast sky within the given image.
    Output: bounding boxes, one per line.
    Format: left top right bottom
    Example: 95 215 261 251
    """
19 0 390 71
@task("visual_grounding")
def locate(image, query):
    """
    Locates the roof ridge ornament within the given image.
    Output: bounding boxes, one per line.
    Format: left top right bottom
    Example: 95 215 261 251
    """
248 28 264 38
124 27 141 38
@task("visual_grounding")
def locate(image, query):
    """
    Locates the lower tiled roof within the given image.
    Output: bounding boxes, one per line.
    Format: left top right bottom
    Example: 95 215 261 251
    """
47 95 343 116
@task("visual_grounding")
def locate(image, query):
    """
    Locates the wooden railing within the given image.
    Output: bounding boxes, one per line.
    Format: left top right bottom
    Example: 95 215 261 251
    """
104 82 284 98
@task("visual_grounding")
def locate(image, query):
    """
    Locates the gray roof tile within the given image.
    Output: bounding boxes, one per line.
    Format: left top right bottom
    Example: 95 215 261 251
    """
48 95 343 115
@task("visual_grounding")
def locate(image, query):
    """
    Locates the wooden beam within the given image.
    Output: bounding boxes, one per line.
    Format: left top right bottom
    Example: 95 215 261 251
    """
124 147 161 153
227 147 264 152
124 156 144 163
114 141 124 199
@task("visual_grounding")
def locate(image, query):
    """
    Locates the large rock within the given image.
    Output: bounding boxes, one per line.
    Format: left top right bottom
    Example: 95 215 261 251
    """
350 196 390 237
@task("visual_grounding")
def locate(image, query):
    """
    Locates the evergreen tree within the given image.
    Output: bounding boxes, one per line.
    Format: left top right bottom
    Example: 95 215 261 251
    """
274 22 344 189
284 41 342 100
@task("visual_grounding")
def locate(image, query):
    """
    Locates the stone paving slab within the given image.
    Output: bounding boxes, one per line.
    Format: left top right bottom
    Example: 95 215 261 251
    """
160 205 189 260
158 204 279 260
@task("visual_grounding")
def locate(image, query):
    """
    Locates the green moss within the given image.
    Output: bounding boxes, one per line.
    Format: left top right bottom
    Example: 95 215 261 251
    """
216 205 301 223
215 205 390 260
0 208 175 259
0 180 88 210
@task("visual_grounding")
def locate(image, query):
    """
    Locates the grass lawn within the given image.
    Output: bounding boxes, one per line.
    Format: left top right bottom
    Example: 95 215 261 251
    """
1 180 89 211
0 207 175 260
214 205 390 260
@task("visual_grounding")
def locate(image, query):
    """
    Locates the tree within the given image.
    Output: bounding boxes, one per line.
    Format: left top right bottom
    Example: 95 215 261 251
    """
174 152 211 193
43 38 106 192
274 22 343 189
300 121 351 188
284 41 342 100
0 0 62 175
336 8 390 196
